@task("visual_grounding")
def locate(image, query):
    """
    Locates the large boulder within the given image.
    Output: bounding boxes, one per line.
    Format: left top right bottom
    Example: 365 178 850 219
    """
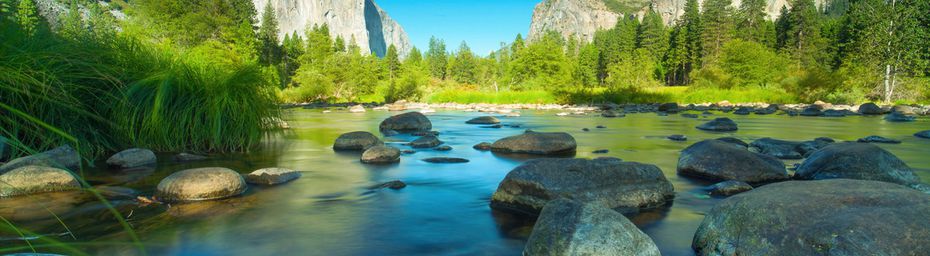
796 137 835 157
524 199 661 256
0 136 9 162
799 107 823 116
490 157 674 215
658 103 679 113
106 148 157 168
916 130 930 139
333 131 383 151
360 146 401 164
696 118 738 132
379 112 432 132
0 145 80 174
795 142 919 185
884 111 916 122
490 131 577 155
466 116 501 124
0 166 81 197
677 140 788 183
749 138 803 159
246 168 301 185
858 102 885 115
408 135 442 148
706 180 752 196
693 179 930 256
155 167 247 202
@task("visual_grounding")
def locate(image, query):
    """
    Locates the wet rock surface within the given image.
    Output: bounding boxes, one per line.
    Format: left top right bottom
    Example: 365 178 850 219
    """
0 165 81 197
333 131 383 150
0 145 80 174
749 138 803 159
696 118 738 132
795 143 919 186
408 135 442 148
246 168 302 185
466 116 501 124
361 146 401 164
525 199 661 256
379 112 433 132
155 167 247 202
706 180 752 196
857 135 901 144
490 131 577 155
677 140 788 183
422 157 469 164
106 148 157 168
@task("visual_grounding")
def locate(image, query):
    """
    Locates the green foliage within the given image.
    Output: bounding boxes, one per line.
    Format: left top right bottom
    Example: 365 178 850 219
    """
449 42 478 84
258 1 280 65
16 0 39 36
717 39 790 87
427 36 448 79
700 0 735 62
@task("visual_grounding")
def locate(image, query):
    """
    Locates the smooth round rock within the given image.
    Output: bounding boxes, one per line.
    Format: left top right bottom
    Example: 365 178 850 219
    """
884 112 916 122
525 199 661 256
174 153 208 162
668 135 687 141
715 137 748 147
361 146 401 164
155 167 247 202
466 116 501 124
706 180 753 196
422 157 469 164
696 118 738 132
677 140 788 183
490 131 577 155
333 131 383 150
408 135 442 148
0 145 80 174
491 157 674 215
795 142 919 185
0 166 81 197
106 148 157 168
246 168 301 185
369 180 406 190
749 138 803 159
916 130 930 139
473 142 492 151
658 103 679 113
858 102 885 115
379 112 432 132
693 179 930 256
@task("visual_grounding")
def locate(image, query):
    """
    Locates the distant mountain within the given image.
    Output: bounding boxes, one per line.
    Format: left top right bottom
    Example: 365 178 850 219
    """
252 0 412 57
528 0 822 42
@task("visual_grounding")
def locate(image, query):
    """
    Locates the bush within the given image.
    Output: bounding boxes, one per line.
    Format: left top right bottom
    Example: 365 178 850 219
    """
718 40 790 88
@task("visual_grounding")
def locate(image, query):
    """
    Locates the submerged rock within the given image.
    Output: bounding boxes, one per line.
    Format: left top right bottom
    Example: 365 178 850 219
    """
0 145 80 174
858 102 886 115
106 148 157 168
677 140 788 183
795 143 919 186
681 113 699 118
379 112 432 132
658 103 679 113
799 107 823 116
822 109 848 117
732 107 752 115
435 145 453 151
155 167 247 202
473 142 492 151
361 146 401 164
174 153 208 162
369 180 406 190
490 131 577 155
916 130 930 139
692 179 930 256
491 157 674 215
466 116 501 124
333 131 383 151
408 135 442 148
696 118 738 132
246 168 301 185
592 149 609 154
411 130 440 137
0 166 81 197
884 112 916 122
524 199 661 256
601 110 624 118
706 180 752 196
749 138 803 159
422 157 469 164
857 135 902 144
668 135 687 141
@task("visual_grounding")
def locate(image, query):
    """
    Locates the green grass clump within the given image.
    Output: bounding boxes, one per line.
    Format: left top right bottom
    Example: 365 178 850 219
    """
423 90 558 104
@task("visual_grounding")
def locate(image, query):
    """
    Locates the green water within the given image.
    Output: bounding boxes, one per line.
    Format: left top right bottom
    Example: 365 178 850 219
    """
1 109 928 255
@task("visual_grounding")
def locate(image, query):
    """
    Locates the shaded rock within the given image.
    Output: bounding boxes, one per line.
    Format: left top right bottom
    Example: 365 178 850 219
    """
706 180 752 196
796 137 835 157
795 143 919 185
333 131 383 150
668 135 687 141
858 102 885 115
422 157 469 164
916 130 930 139
601 110 624 117
0 136 9 162
473 142 492 151
0 166 81 197
857 135 901 144
369 180 406 190
822 109 847 117
491 131 577 155
379 112 432 132
754 105 777 115
749 138 803 159
401 149 416 154
491 157 674 215
0 145 80 174
799 107 823 116
481 124 503 129
884 112 916 122
715 137 748 148
382 129 400 137
466 116 501 124
692 179 930 256
524 199 661 256
892 105 916 115
246 168 301 185
582 128 590 132
93 185 139 200
596 125 606 129
361 146 401 164
106 148 156 168
696 118 738 132
681 113 699 118
592 149 609 154
174 153 208 162
677 140 788 183
733 107 752 115
435 145 453 151
155 167 247 202
408 135 442 148
658 103 679 113
411 130 440 136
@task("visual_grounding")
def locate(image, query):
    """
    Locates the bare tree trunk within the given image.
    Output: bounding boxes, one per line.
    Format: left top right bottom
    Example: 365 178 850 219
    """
883 0 897 103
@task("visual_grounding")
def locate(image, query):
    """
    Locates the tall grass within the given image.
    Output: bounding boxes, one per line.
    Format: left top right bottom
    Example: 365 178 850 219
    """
423 90 558 104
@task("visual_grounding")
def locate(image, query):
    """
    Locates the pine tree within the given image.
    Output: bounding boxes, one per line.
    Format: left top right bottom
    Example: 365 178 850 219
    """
637 6 668 65
450 41 477 84
427 36 448 79
511 34 525 56
405 46 423 67
666 0 702 85
258 1 281 65
334 36 346 52
785 0 823 69
16 0 40 36
576 43 600 87
775 6 791 50
736 0 770 45
701 0 735 63
384 44 401 79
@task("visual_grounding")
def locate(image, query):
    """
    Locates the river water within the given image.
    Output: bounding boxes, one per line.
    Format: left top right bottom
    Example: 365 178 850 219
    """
1 109 928 255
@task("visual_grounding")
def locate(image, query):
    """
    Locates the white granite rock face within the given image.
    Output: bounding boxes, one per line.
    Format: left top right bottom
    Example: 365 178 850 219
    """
252 0 411 57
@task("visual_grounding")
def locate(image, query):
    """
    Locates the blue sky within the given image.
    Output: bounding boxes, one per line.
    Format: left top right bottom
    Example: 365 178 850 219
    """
377 0 539 56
